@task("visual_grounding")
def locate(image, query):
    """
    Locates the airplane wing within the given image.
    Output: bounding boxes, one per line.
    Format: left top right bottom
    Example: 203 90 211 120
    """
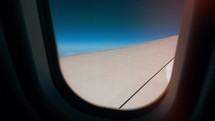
59 35 178 110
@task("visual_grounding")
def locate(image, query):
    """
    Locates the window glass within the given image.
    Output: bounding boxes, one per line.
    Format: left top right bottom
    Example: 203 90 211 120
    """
49 0 184 110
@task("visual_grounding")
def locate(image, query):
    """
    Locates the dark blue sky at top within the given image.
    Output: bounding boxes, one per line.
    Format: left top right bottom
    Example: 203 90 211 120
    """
49 0 185 56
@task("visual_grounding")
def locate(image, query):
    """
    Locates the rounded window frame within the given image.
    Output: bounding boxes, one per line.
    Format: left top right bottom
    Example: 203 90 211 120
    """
32 0 204 120
36 0 172 119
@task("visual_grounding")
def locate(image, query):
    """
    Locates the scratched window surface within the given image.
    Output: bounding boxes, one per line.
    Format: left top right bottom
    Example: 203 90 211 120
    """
49 0 184 110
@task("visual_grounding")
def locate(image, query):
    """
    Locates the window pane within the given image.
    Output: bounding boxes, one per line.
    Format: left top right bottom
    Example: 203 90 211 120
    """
49 0 184 110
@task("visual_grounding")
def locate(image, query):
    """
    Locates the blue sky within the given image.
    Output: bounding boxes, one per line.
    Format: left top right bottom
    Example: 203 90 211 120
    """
49 0 184 56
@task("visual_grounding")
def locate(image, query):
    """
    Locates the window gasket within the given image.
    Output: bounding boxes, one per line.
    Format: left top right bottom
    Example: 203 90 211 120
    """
35 0 215 120
35 0 177 119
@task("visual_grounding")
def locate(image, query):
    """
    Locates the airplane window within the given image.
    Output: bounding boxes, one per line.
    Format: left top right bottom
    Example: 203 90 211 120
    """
49 0 184 110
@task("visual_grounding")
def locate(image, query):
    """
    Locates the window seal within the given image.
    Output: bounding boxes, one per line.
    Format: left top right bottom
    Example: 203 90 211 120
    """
36 0 176 120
